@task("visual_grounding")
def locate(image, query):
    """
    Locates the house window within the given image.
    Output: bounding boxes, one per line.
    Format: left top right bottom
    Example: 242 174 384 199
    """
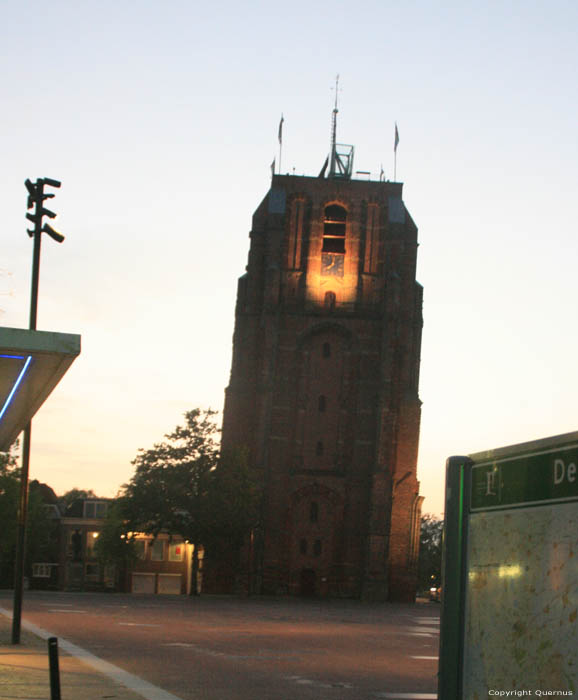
300 538 307 555
169 542 185 562
318 395 326 412
316 441 324 456
86 531 100 558
310 502 319 523
85 563 99 580
83 501 108 519
322 342 331 358
313 539 322 556
32 563 52 578
135 540 147 560
151 539 165 561
322 205 346 254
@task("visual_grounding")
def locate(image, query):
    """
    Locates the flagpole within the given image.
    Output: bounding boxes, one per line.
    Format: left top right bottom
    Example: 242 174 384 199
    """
278 113 284 175
393 122 399 182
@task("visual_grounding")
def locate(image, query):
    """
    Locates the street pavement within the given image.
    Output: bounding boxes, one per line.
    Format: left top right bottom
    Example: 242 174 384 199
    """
0 592 439 700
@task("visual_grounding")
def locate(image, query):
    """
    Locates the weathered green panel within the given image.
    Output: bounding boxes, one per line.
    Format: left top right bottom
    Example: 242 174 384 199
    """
471 443 578 511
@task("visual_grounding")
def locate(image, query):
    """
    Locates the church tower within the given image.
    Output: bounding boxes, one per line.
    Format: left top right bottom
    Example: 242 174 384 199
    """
220 112 424 601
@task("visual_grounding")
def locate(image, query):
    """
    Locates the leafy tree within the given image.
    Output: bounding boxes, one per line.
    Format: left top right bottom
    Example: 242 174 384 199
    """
0 442 51 586
0 444 20 586
60 488 97 510
94 503 138 589
120 410 262 595
418 513 443 593
120 409 220 594
205 445 261 549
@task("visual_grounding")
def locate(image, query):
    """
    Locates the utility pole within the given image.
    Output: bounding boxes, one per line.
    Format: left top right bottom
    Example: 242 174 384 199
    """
12 177 64 644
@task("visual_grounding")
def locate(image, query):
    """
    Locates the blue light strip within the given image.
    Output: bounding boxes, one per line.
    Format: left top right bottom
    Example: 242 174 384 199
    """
0 355 33 423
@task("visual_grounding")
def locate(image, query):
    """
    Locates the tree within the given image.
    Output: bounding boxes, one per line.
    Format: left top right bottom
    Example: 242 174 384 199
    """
206 446 261 549
94 503 138 589
60 488 97 510
0 442 51 586
0 443 20 586
418 513 443 593
120 409 220 594
120 410 262 595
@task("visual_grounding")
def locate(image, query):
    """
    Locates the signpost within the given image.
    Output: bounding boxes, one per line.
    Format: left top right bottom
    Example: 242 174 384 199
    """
438 431 578 698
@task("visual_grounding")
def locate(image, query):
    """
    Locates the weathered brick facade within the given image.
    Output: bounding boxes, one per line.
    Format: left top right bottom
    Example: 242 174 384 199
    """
220 173 423 601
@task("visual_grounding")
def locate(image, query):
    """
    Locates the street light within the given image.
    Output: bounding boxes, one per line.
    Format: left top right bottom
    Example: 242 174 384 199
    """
12 177 65 644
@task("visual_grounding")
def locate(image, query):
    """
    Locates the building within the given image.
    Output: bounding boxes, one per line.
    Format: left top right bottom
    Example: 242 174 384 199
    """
219 117 424 601
30 495 195 595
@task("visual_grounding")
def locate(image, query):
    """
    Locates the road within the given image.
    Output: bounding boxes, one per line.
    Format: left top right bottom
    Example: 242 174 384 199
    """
0 591 439 700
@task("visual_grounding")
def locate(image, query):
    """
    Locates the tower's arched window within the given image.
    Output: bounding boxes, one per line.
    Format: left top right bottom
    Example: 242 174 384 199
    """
310 502 319 522
322 205 346 254
324 291 336 310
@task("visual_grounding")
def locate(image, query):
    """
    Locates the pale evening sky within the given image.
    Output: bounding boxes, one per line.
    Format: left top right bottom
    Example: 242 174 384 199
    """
2 0 577 517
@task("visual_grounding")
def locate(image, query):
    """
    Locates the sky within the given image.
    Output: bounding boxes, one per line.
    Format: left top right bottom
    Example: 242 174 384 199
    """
2 0 577 517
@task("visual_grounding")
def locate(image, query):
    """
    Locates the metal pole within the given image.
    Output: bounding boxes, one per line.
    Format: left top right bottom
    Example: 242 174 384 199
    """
48 637 62 700
11 423 31 644
29 225 41 331
11 208 42 644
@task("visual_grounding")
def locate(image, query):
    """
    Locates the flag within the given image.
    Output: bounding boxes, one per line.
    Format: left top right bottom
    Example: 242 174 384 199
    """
394 123 399 152
278 114 284 144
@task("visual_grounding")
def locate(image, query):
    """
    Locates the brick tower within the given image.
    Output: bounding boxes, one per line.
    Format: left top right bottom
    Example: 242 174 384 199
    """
220 120 423 601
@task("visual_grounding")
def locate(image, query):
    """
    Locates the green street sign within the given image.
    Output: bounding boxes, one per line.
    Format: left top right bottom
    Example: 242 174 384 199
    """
470 443 578 511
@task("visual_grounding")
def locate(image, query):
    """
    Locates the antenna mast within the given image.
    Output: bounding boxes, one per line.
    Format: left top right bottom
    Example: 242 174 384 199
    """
329 74 339 177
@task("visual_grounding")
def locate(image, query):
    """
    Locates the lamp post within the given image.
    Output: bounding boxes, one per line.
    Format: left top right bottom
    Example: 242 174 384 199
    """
11 177 64 644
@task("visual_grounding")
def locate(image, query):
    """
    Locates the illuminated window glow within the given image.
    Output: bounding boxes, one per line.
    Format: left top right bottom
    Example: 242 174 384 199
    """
0 355 33 423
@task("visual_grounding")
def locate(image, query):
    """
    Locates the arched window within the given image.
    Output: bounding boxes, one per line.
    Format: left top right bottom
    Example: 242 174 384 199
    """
310 502 319 522
324 291 336 310
322 205 346 253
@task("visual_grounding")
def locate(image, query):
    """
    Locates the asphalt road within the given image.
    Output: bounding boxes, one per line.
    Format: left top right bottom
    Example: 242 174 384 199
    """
1 591 439 700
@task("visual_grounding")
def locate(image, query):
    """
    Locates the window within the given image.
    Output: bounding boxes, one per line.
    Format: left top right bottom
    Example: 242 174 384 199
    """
322 205 346 253
85 563 99 580
135 539 147 560
310 502 319 523
316 441 324 456
324 291 336 310
300 538 308 555
32 563 53 578
169 542 185 562
314 539 322 556
83 501 108 519
86 531 100 558
322 342 331 358
151 539 165 561
318 395 326 412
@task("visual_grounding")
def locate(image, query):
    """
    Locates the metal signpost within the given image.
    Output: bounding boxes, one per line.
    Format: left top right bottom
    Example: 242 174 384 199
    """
11 178 65 644
438 431 578 698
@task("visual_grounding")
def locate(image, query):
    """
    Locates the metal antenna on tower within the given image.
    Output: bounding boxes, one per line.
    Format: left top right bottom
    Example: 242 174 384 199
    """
329 74 340 177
